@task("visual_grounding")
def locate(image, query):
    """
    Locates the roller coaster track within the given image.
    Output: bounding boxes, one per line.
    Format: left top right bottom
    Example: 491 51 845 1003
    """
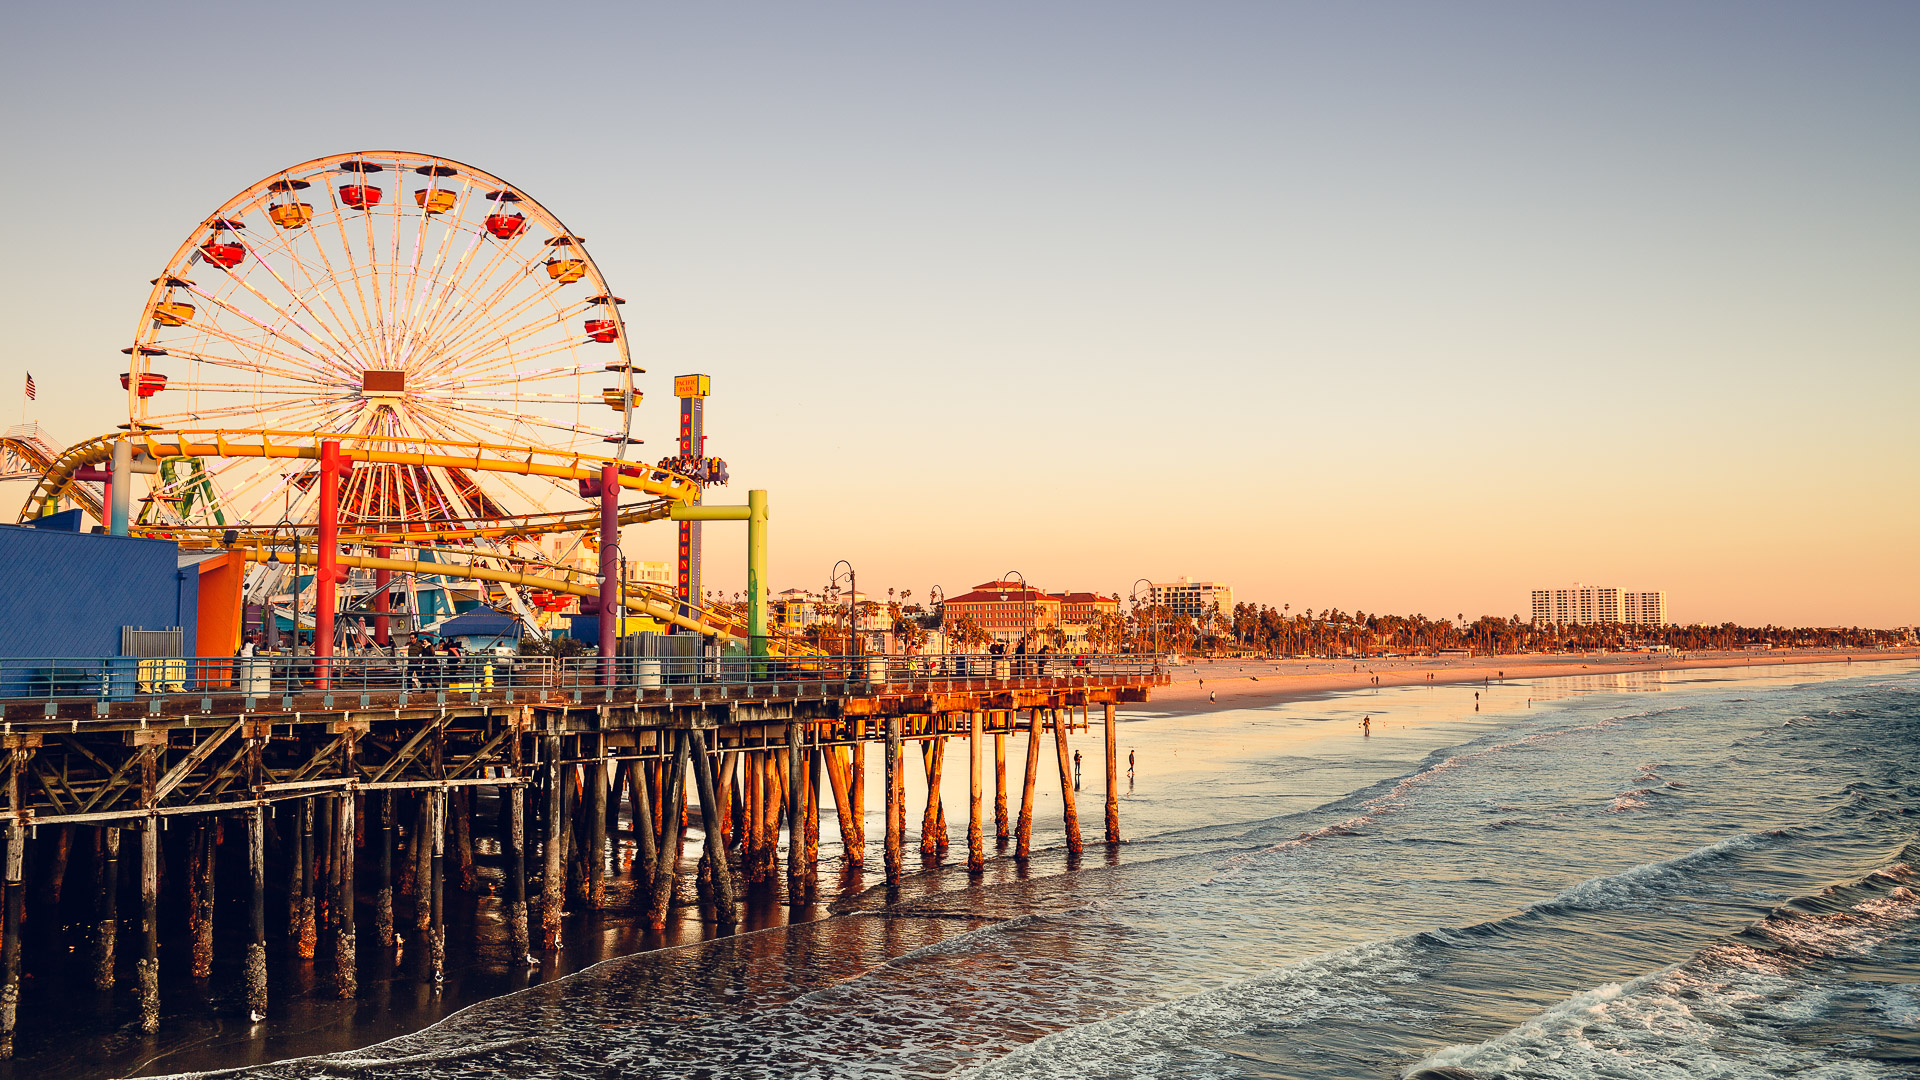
2 425 104 521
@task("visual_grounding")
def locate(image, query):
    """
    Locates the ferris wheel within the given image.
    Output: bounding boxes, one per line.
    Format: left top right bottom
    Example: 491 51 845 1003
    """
125 150 640 532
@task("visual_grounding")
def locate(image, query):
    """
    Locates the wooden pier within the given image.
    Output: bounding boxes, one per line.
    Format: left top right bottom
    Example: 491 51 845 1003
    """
0 655 1162 1055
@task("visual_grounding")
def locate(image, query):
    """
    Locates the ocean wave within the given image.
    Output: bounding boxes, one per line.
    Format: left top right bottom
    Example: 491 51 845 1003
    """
1530 833 1766 912
956 939 1425 1080
1405 861 1920 1080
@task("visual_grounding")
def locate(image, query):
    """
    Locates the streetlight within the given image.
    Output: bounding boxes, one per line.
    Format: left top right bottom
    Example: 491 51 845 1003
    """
831 560 856 657
1130 577 1155 655
1001 570 1028 651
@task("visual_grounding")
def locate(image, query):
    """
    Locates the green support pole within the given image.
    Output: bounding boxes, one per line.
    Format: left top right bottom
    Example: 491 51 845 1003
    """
747 489 768 658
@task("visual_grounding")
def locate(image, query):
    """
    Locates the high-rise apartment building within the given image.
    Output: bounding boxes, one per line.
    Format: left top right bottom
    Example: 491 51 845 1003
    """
1148 578 1235 623
1531 583 1668 626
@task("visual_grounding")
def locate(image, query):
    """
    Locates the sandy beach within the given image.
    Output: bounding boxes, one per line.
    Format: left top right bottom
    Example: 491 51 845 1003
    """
1130 646 1920 714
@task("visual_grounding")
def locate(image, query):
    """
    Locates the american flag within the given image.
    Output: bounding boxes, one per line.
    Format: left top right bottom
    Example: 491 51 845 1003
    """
23 373 33 401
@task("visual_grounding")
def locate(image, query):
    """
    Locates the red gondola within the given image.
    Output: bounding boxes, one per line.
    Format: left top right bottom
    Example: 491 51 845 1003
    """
485 212 527 239
584 319 619 343
119 372 170 397
341 184 383 210
200 242 246 269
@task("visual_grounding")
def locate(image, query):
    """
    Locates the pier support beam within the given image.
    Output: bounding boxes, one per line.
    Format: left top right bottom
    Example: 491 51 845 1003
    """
1104 702 1120 845
93 826 119 990
848 735 865 865
375 793 394 950
1016 709 1043 860
247 806 268 1017
541 736 564 950
138 747 160 1034
968 711 985 874
413 793 433 949
648 733 686 929
921 732 946 858
630 743 657 890
138 820 159 1033
1054 708 1083 856
506 782 529 957
189 819 215 979
804 739 821 884
297 798 317 959
332 793 356 998
430 791 445 983
587 740 607 909
884 718 902 886
994 728 1009 844
785 720 805 902
1 821 24 1059
689 729 735 926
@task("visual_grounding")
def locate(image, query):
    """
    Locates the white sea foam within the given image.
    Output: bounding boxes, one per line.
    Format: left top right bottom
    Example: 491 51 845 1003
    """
1533 832 1765 912
956 939 1423 1080
1408 868 1920 1080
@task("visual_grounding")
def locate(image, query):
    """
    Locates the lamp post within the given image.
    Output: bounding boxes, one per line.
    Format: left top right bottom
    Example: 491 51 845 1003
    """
831 560 856 659
1000 570 1028 651
1130 578 1154 655
927 585 944 650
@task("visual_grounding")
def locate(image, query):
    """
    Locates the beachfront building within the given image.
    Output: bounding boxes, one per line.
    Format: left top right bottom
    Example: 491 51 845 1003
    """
1531 584 1668 626
942 580 1063 644
1148 578 1235 623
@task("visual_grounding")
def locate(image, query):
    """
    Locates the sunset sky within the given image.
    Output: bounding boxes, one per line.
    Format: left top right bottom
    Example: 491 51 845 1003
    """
2 4 1914 627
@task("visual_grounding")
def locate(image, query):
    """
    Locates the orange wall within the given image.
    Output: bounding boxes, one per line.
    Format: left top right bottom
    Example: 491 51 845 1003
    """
196 550 247 658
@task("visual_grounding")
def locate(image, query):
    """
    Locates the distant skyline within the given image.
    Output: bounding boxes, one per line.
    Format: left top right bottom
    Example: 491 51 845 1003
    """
1 3 1914 627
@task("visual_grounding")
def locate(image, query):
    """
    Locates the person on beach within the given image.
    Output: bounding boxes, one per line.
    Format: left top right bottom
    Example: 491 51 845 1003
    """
1209 690 1216 703
1072 749 1082 789
1361 715 1371 735
1128 750 1135 779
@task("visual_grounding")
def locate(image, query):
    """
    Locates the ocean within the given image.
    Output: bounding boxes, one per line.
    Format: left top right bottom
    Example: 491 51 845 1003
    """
98 660 1920 1077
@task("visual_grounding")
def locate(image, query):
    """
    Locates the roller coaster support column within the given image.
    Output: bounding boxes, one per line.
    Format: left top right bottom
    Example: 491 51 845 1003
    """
109 439 132 536
669 490 769 657
373 546 391 647
314 440 352 689
599 463 619 683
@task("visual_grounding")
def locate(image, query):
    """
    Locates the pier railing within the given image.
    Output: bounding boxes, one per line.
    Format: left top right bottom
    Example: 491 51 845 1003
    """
0 651 1166 709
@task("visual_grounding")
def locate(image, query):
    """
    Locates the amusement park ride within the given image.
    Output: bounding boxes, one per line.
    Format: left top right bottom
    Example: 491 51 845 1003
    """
10 150 774 657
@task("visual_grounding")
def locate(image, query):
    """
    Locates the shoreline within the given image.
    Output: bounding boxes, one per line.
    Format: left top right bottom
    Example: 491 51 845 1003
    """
1125 647 1920 715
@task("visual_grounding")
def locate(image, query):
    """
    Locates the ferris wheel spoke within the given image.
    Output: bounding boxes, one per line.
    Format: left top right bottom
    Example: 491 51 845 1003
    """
427 280 589 368
395 177 477 353
164 344 339 387
405 212 559 360
406 407 573 515
403 215 523 365
431 364 595 391
229 236 368 375
412 250 574 370
142 394 338 425
181 283 349 370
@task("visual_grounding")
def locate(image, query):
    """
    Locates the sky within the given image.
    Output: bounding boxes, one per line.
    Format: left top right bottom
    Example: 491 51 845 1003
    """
1 3 1914 627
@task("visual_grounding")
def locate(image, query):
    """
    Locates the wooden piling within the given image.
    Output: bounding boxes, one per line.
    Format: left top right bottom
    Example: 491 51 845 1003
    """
429 790 446 983
647 732 686 929
968 711 985 874
189 819 215 978
138 819 159 1033
715 751 735 851
138 748 160 1034
541 736 564 950
994 727 1009 843
785 719 805 902
804 740 821 884
848 734 865 865
1 820 24 1059
1016 709 1043 860
247 807 268 1017
630 741 657 887
688 729 736 926
1103 701 1120 844
332 793 357 997
375 793 394 950
297 797 318 959
742 750 763 884
1053 707 1083 856
413 793 434 947
93 826 119 990
451 786 475 893
587 741 607 908
884 717 902 885
506 781 528 956
825 744 856 864
921 733 945 858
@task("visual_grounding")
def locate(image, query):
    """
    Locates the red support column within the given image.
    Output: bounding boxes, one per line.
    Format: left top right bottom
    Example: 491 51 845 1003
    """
314 440 352 689
599 463 619 684
373 545 391 647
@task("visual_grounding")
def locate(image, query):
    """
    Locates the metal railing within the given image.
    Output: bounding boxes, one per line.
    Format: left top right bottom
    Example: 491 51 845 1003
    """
0 651 1167 707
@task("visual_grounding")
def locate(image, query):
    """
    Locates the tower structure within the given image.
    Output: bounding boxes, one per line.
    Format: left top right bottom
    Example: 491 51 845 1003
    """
674 375 710 626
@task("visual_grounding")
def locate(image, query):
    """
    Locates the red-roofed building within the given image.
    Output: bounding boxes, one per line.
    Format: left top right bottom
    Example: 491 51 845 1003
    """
940 580 1060 644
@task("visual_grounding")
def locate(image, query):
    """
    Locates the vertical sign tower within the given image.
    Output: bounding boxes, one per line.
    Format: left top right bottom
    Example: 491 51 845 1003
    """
673 374 710 627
